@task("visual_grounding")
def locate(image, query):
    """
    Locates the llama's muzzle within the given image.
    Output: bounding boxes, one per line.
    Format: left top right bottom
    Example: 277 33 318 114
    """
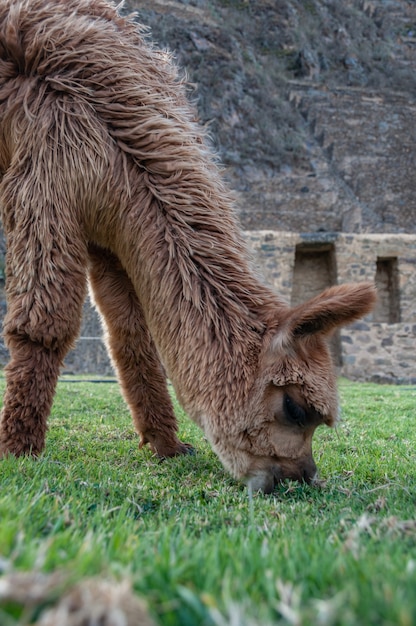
247 456 318 494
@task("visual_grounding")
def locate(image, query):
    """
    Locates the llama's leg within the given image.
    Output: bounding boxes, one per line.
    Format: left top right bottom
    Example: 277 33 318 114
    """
0 235 88 457
88 245 191 457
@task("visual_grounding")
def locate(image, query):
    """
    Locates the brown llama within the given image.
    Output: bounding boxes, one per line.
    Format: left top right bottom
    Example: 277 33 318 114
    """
0 0 376 492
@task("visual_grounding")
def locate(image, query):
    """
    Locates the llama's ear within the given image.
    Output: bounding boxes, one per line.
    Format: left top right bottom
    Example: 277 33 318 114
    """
284 282 377 339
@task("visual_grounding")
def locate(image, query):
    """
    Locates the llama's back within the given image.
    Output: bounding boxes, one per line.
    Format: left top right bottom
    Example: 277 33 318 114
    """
1 0 247 243
0 0 226 194
0 0 192 148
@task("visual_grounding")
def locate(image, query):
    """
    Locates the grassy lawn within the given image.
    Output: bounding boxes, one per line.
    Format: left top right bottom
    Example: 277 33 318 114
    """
0 376 415 625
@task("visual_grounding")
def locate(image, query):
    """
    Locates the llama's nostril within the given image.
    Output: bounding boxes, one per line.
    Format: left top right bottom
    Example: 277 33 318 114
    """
302 457 317 483
302 468 313 483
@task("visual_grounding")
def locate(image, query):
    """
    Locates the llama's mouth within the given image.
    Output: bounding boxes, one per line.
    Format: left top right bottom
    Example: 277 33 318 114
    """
247 460 317 494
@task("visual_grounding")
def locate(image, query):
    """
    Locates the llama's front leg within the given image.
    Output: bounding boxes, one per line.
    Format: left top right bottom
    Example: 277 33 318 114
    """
88 245 191 458
0 338 66 456
0 236 87 457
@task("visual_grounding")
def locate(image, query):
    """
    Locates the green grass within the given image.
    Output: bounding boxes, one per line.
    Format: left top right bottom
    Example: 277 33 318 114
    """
1 377 416 625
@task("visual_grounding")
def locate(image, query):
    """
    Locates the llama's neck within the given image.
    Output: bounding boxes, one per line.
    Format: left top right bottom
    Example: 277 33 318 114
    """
119 186 283 418
103 118 286 416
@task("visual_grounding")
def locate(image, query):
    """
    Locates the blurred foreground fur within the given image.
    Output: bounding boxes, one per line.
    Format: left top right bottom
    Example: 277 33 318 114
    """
0 572 155 625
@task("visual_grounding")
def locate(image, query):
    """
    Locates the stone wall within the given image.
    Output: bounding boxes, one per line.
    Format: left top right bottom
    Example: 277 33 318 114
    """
248 231 416 384
1 231 414 383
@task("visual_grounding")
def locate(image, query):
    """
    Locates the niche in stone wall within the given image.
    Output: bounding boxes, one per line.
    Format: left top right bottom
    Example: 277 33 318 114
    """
291 242 341 366
373 257 400 323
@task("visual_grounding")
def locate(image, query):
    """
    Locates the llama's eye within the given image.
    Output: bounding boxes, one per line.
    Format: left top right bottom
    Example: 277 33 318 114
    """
283 394 307 428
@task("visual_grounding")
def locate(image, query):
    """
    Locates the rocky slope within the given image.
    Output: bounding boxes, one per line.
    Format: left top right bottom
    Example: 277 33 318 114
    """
126 0 416 233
